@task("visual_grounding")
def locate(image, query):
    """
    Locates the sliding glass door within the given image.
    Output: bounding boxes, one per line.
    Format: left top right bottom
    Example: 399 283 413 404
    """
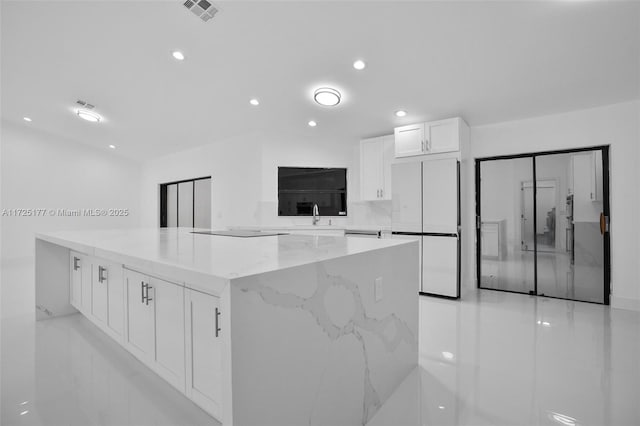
476 147 610 304
478 157 535 294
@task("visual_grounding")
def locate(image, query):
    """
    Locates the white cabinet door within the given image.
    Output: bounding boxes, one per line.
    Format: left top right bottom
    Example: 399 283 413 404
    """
186 289 222 418
70 252 83 309
360 137 384 200
152 276 186 392
106 262 125 338
422 158 459 233
391 162 422 232
427 118 460 154
79 255 92 314
394 124 425 158
91 263 108 326
381 135 394 200
125 270 154 362
422 235 458 297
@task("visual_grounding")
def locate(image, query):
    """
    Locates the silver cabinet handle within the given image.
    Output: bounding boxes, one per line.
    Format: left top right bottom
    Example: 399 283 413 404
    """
141 281 145 303
73 256 80 271
421 140 425 152
215 307 221 337
380 189 383 198
145 284 153 305
98 266 107 283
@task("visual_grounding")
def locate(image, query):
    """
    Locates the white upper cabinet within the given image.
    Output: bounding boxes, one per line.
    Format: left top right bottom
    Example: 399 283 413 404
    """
394 124 425 158
394 117 465 158
427 118 460 154
360 135 393 200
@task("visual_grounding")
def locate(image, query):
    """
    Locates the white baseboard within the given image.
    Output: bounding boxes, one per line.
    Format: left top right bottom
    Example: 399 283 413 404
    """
611 295 640 312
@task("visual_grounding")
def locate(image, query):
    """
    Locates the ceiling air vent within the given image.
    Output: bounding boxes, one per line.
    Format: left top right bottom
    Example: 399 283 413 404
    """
183 0 218 23
76 100 95 109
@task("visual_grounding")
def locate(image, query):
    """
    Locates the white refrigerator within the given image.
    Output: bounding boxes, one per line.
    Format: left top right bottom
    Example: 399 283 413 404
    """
391 158 460 298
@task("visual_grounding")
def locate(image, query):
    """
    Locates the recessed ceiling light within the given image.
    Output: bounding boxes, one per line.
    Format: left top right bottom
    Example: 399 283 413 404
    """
171 50 185 61
249 98 260 106
308 120 317 127
314 87 341 106
395 110 407 117
353 59 366 70
109 144 116 149
76 109 102 123
23 116 32 122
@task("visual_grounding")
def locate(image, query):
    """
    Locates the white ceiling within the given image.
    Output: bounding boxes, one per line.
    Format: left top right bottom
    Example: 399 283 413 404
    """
2 1 639 159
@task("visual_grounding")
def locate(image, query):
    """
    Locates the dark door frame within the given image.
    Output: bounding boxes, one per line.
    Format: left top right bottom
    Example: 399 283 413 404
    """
159 176 211 228
475 146 611 305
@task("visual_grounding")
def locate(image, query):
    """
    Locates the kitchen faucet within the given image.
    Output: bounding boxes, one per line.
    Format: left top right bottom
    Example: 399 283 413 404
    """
312 204 320 225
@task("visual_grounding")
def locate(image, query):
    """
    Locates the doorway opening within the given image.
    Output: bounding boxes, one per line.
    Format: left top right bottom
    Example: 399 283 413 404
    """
475 146 610 304
159 176 211 228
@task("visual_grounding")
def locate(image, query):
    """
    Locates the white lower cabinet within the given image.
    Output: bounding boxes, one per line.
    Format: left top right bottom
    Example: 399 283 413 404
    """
152 275 186 391
70 251 92 315
185 289 222 418
124 269 186 392
91 263 109 326
72 259 221 420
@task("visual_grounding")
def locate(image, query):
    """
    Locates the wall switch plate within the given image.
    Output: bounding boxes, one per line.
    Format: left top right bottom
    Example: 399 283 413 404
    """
374 277 383 302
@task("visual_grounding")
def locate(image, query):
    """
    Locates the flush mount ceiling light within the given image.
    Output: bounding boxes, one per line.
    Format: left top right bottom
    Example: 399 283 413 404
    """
314 87 341 106
76 109 102 123
109 144 116 149
249 98 260 106
308 120 317 127
353 59 366 70
23 116 32 122
395 110 407 117
171 50 185 61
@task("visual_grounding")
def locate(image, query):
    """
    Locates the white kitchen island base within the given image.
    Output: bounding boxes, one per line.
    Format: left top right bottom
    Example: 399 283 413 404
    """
35 229 418 426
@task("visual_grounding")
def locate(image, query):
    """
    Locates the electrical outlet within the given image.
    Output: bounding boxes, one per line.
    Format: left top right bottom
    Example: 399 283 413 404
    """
374 277 383 302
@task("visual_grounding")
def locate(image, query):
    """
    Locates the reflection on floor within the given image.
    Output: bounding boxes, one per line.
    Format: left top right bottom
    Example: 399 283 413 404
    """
370 291 640 426
1 314 217 426
481 250 604 303
3 291 639 425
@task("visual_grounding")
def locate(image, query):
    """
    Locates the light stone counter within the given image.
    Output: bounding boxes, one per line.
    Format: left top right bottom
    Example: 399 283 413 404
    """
35 228 418 425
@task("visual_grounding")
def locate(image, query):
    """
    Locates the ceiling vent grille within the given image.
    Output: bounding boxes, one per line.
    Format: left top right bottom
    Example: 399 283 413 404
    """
76 100 95 109
182 0 218 23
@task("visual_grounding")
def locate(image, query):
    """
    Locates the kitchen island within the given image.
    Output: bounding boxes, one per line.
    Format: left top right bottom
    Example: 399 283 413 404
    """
35 228 418 426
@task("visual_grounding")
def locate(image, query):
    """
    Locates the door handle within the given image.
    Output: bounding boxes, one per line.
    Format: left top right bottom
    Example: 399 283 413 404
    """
599 213 609 235
215 307 221 337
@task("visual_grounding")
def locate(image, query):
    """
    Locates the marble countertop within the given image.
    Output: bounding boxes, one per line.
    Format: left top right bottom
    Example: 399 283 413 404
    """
230 225 392 232
37 228 411 283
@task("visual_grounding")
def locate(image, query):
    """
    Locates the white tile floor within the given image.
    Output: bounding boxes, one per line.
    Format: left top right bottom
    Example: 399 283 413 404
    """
2 290 639 426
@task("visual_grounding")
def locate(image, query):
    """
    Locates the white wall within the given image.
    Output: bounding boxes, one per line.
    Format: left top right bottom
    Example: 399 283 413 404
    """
0 121 142 318
139 129 374 230
467 100 640 310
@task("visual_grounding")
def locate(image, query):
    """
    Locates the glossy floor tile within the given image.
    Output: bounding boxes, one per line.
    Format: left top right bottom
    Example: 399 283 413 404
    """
3 290 639 425
371 290 640 426
481 250 604 303
1 314 217 426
